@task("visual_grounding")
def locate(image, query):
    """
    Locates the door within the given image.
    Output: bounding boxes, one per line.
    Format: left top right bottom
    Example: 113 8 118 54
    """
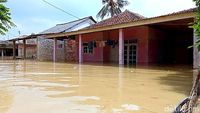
124 40 137 65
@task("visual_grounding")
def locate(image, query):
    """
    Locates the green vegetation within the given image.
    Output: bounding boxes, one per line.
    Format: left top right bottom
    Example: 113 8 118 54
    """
97 0 129 20
193 0 200 51
0 0 15 35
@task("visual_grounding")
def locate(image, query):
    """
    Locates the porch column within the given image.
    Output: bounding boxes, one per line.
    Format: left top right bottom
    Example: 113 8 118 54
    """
119 29 124 65
36 37 39 60
13 40 16 59
53 38 57 62
1 50 3 60
23 39 26 59
79 34 83 63
194 30 200 68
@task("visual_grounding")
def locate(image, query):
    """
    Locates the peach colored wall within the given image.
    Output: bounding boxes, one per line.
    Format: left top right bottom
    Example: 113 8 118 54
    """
148 27 166 63
124 26 149 65
75 26 149 65
76 32 104 62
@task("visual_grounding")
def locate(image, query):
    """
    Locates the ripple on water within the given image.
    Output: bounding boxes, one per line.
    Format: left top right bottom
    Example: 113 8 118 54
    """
121 104 140 111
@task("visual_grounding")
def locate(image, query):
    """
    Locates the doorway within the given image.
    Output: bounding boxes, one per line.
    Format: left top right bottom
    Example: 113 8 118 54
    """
124 40 137 65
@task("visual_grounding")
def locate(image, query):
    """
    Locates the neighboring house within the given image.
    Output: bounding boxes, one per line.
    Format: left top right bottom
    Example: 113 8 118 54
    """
37 16 96 61
0 41 16 60
17 35 37 59
43 8 197 68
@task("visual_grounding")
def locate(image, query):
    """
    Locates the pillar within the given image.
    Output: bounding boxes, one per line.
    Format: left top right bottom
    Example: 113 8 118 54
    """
63 39 67 62
36 37 39 60
1 49 3 60
194 30 200 68
13 40 16 59
53 38 57 62
119 29 124 65
23 39 26 59
79 34 83 63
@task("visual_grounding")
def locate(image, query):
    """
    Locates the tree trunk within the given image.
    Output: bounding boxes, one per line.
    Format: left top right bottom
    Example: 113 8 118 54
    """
109 0 114 17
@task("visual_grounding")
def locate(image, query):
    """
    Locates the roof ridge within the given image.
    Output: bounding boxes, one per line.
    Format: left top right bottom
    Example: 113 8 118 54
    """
125 10 146 18
62 17 94 32
90 10 145 28
96 10 145 23
56 16 94 26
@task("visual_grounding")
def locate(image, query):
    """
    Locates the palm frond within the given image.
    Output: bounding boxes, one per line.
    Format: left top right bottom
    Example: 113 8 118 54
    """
102 0 109 4
97 4 110 20
117 0 129 8
0 0 7 3
97 0 129 20
0 3 15 35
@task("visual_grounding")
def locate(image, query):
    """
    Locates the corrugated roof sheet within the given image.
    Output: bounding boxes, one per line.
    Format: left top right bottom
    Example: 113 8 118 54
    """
40 16 96 34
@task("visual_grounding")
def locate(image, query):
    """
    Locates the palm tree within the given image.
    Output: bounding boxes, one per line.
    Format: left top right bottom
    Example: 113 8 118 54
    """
0 0 15 35
97 0 129 20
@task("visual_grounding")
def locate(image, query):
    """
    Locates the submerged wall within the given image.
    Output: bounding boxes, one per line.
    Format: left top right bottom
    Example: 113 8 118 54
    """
37 37 65 61
75 26 149 65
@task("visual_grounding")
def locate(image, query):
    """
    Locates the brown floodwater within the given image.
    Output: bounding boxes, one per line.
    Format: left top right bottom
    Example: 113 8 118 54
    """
0 60 195 113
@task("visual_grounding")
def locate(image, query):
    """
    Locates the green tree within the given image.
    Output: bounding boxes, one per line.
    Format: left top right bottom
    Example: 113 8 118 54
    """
193 0 200 51
187 1 200 112
0 0 15 35
97 0 129 20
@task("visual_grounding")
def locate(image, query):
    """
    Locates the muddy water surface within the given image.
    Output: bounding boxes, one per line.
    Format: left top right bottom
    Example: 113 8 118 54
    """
0 60 194 113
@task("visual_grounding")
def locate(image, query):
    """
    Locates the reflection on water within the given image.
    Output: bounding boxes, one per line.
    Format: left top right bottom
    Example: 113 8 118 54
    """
0 60 194 113
0 88 13 113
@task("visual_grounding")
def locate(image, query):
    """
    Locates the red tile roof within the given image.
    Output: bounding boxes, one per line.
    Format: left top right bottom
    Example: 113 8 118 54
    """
148 8 197 19
88 8 196 29
90 10 146 28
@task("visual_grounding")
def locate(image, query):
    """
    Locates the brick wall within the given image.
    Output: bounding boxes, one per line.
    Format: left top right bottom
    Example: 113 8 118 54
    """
65 39 76 62
37 37 65 61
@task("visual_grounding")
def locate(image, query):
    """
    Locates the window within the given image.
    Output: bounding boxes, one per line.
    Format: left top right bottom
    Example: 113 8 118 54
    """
83 43 93 54
58 44 63 49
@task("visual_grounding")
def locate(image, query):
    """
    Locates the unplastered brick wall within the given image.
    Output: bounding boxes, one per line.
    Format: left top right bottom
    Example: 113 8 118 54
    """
65 39 76 62
37 36 65 61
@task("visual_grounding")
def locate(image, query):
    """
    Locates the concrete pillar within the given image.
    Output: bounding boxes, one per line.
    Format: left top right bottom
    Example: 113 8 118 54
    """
36 37 39 60
119 29 124 65
79 34 83 63
13 40 16 59
1 49 3 60
23 39 26 59
63 39 67 62
53 38 57 62
194 30 200 68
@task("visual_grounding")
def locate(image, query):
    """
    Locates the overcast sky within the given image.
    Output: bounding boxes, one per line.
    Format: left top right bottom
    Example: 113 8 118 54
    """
1 0 196 40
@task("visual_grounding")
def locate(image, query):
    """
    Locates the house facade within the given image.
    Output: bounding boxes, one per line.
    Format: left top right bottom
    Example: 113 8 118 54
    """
37 16 96 61
17 38 37 59
44 8 197 68
0 41 15 60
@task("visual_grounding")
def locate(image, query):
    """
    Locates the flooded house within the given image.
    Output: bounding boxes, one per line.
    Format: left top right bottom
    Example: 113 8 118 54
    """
37 16 96 61
0 8 199 113
7 8 198 69
6 35 37 59
0 41 15 59
8 16 96 61
17 35 37 59
44 8 197 68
